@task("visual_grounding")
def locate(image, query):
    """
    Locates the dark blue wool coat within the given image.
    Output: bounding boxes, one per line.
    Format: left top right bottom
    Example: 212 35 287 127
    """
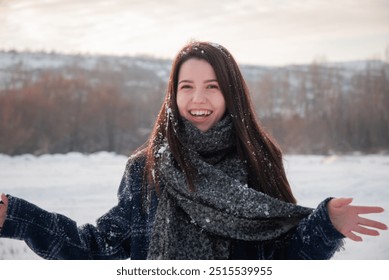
0 155 344 259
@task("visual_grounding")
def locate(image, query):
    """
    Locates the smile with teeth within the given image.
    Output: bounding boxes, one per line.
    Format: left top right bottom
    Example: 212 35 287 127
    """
189 110 212 117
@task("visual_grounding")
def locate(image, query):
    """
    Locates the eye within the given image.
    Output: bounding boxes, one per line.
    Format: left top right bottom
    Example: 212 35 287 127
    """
206 84 219 89
179 84 192 90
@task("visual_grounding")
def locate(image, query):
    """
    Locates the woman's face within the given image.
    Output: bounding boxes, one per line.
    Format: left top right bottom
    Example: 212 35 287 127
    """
176 58 226 132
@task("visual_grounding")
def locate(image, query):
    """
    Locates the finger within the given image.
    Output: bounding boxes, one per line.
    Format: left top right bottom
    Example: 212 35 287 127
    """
345 231 363 242
331 197 353 208
354 206 385 214
358 217 388 230
354 225 380 236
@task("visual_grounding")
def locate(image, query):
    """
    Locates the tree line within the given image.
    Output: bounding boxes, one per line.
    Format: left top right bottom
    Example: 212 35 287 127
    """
0 52 388 155
250 61 389 154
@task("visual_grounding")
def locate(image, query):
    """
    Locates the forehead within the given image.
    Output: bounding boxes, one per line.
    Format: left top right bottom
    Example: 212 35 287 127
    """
178 58 216 79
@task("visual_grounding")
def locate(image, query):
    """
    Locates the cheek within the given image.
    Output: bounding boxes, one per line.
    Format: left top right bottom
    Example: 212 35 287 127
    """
214 95 227 116
176 94 187 116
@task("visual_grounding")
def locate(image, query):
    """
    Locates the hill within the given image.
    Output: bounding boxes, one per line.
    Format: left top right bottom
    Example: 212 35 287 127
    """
0 50 388 155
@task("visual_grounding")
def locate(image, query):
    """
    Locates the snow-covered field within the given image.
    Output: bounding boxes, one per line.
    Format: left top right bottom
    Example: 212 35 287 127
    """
0 152 388 260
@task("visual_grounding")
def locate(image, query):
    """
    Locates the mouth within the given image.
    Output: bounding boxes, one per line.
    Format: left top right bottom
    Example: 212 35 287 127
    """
189 109 212 117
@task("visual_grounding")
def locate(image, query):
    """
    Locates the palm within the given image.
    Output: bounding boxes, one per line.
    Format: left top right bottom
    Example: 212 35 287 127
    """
328 198 387 241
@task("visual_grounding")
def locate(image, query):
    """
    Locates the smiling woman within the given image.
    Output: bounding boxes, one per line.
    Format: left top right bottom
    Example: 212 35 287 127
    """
0 41 387 260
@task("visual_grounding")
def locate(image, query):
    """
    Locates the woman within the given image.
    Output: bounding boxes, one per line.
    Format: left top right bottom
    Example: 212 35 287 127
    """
0 41 386 259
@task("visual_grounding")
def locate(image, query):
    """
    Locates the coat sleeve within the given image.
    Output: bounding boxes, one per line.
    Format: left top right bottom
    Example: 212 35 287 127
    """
0 156 143 260
284 198 345 259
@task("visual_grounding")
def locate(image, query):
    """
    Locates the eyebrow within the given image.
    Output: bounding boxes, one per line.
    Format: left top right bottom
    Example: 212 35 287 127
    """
178 79 218 84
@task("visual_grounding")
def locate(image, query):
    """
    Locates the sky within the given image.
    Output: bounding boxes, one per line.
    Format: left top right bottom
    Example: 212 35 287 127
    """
0 0 388 66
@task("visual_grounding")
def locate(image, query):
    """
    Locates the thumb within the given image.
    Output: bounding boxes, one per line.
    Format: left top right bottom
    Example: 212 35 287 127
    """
0 193 8 206
331 197 353 208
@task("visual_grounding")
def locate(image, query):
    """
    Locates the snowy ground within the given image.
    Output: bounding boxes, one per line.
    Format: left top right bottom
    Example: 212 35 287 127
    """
0 152 388 260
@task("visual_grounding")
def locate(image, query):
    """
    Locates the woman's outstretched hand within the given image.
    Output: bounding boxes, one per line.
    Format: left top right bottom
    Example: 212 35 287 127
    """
0 193 8 228
328 197 388 241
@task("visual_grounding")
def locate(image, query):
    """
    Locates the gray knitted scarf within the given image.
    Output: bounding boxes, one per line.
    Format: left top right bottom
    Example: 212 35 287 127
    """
147 116 313 259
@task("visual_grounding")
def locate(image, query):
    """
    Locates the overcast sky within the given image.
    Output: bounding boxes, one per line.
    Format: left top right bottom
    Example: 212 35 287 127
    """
0 0 388 65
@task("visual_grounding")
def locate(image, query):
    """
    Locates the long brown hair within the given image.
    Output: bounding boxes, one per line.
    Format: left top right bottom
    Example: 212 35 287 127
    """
140 41 296 204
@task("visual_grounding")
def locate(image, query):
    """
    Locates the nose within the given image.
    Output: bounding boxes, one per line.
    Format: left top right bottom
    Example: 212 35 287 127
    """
192 88 206 104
